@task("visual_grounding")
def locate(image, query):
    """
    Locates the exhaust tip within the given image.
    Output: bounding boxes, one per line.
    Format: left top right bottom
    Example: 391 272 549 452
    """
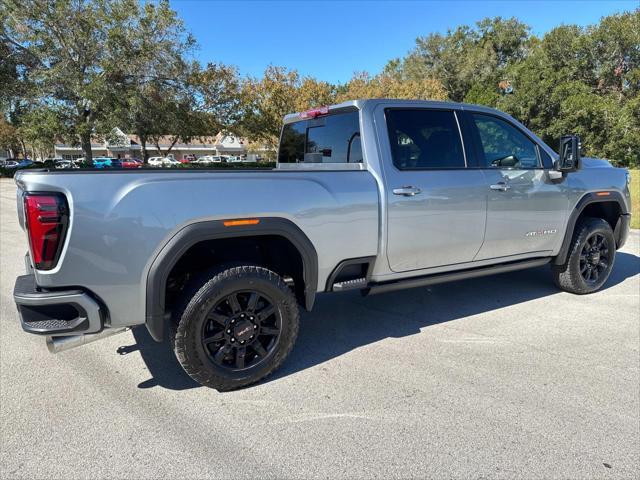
46 327 130 354
45 336 56 353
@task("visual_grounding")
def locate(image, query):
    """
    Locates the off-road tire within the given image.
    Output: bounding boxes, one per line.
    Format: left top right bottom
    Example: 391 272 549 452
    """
552 217 616 294
172 265 299 391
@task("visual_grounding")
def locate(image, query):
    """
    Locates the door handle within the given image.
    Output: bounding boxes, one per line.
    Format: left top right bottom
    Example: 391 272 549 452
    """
489 182 510 192
393 186 422 196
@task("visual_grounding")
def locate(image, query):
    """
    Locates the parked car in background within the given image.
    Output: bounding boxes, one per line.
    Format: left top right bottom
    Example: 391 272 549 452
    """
121 158 142 169
54 159 75 169
163 157 181 166
147 156 179 167
39 158 63 168
6 159 34 169
92 157 112 169
2 159 19 168
148 156 164 166
226 156 243 163
196 155 214 164
180 154 197 163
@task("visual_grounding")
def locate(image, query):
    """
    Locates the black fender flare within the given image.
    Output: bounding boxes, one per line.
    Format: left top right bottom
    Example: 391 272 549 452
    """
554 191 629 266
145 217 318 341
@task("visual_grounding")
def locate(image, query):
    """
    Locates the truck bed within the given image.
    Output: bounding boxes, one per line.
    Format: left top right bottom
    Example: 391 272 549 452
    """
15 169 380 329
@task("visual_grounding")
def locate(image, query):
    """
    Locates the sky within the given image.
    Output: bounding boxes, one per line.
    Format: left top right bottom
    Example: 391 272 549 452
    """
172 0 638 84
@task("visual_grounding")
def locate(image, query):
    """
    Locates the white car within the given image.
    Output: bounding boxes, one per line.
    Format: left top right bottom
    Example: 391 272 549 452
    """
148 156 164 166
54 159 74 169
162 157 180 166
226 156 243 163
196 156 214 164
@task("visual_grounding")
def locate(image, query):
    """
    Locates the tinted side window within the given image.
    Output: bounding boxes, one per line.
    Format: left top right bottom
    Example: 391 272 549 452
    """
471 114 540 169
386 109 465 170
278 110 362 163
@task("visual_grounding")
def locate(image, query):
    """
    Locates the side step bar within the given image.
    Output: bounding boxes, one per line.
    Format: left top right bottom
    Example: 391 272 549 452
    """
364 258 551 296
332 277 367 291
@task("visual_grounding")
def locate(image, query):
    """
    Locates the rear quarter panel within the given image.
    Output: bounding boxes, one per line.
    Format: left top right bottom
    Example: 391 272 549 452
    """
15 170 379 328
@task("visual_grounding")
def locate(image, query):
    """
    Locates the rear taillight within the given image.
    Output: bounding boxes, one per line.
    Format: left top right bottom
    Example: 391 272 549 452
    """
24 193 69 270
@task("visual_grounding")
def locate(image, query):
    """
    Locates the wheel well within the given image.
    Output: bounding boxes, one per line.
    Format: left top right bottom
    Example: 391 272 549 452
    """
577 201 621 231
164 235 305 314
554 197 625 266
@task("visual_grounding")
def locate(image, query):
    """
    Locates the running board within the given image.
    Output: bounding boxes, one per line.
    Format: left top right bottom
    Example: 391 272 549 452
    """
364 258 551 296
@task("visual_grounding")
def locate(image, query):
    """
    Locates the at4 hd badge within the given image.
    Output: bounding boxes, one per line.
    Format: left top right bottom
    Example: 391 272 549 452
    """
525 229 558 237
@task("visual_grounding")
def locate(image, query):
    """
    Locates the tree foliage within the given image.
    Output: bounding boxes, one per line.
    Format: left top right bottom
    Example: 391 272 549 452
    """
386 11 639 167
1 3 638 168
337 71 447 102
238 65 336 149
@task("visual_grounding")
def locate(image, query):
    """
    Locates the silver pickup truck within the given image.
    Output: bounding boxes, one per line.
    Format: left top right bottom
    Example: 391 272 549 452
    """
13 99 632 390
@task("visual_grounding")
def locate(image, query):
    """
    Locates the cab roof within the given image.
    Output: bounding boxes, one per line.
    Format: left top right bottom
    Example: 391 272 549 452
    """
283 99 508 124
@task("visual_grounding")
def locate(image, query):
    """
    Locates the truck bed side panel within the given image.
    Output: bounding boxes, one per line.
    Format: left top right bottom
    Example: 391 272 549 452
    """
15 170 379 327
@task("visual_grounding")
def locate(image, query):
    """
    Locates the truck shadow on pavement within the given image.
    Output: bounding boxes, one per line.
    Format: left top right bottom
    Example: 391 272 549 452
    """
123 252 639 391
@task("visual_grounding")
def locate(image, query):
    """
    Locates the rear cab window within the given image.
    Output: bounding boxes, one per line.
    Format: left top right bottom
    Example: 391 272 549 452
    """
385 109 466 170
278 109 362 164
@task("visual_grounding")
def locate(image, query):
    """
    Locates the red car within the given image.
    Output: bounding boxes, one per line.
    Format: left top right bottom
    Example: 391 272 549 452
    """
180 154 197 163
121 158 143 168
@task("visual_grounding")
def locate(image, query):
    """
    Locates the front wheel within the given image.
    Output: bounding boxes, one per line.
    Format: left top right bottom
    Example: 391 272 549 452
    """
172 266 299 391
552 217 616 294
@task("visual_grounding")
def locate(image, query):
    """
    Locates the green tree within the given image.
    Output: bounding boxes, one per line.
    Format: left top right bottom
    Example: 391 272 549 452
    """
17 107 69 159
337 71 447 102
0 118 20 156
238 66 336 149
391 17 530 103
1 0 194 162
497 10 639 166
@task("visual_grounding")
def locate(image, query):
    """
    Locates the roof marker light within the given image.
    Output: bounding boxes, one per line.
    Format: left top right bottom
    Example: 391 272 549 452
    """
223 218 260 227
299 106 329 119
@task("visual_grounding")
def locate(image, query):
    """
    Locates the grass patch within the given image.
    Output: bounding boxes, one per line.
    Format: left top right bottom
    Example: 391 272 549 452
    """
630 169 639 229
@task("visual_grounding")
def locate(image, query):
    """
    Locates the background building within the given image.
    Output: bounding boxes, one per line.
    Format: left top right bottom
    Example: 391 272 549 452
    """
54 128 247 160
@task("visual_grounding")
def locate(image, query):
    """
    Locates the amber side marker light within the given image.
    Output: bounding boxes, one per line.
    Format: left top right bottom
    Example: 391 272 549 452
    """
596 192 611 196
223 218 260 227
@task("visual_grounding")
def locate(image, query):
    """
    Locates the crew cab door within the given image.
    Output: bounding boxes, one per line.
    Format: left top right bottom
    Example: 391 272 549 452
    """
378 107 487 272
466 112 569 260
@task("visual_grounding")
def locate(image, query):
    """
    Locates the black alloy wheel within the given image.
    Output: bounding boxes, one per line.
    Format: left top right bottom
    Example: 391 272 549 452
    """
201 291 281 371
552 217 616 294
172 265 299 391
579 232 610 284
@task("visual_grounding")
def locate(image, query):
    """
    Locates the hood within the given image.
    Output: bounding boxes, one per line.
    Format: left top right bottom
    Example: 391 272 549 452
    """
581 157 614 168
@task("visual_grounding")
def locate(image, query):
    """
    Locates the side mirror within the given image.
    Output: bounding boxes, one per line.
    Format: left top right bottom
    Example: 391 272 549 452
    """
556 135 581 172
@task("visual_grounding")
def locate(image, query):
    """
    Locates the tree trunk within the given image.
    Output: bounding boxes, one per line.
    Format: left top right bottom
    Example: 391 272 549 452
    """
80 132 93 163
165 137 179 156
139 133 149 163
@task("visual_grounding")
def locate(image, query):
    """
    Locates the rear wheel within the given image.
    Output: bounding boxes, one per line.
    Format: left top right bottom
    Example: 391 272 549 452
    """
553 217 616 294
172 266 299 391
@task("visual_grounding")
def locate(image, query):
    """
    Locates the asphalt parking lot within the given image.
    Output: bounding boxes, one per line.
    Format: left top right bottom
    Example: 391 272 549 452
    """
1 177 639 479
